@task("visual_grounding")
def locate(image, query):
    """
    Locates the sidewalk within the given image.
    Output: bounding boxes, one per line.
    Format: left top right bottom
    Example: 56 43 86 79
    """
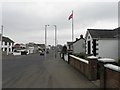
45 53 99 88
57 53 100 88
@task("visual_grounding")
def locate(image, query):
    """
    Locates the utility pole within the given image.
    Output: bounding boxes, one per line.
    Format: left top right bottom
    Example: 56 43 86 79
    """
53 25 57 58
45 25 49 57
44 25 57 58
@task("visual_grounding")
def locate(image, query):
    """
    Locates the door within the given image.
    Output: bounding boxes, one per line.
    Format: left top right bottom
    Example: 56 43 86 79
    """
93 39 96 56
88 41 91 54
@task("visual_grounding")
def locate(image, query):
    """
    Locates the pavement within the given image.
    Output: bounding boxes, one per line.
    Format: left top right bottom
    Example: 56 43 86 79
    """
2 50 99 88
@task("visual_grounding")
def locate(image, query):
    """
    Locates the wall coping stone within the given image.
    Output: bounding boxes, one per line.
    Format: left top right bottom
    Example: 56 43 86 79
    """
70 55 89 64
87 56 98 59
104 64 120 72
98 58 115 63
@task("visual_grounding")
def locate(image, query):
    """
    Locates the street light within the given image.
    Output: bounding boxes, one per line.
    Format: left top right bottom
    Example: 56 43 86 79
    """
44 25 57 58
53 25 57 58
45 25 49 57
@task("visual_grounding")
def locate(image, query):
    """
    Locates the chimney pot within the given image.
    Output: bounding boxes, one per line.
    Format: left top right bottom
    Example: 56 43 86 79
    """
76 38 78 41
80 35 83 39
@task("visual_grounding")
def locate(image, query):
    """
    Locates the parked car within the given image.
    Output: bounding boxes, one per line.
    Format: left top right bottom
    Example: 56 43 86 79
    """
13 51 21 56
21 51 28 55
13 49 28 55
46 49 49 54
39 50 45 55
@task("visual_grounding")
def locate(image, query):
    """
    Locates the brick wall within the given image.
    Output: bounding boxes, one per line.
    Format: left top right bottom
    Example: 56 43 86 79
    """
69 55 89 78
105 67 120 89
69 55 97 81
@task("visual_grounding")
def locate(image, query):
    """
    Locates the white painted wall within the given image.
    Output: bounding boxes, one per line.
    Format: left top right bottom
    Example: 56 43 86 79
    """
27 47 34 54
98 39 118 61
1 41 13 54
73 39 85 54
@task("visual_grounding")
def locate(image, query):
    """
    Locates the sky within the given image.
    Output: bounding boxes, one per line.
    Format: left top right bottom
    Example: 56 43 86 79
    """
0 0 119 45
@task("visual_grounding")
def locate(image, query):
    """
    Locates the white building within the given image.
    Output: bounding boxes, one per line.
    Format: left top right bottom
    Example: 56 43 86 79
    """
73 35 85 54
27 47 34 54
26 42 39 54
0 35 14 55
85 28 118 61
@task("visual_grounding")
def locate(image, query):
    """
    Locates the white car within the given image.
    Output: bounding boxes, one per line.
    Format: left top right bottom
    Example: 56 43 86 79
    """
13 49 28 55
13 51 21 55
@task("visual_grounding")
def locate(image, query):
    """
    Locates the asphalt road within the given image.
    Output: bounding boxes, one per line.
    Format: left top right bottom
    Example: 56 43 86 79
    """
2 50 97 88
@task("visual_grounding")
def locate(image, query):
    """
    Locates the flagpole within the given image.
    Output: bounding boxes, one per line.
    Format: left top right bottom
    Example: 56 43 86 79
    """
72 10 74 51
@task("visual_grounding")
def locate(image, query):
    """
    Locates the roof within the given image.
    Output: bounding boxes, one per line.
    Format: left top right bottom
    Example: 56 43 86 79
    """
67 42 73 46
67 35 85 45
73 38 85 44
87 28 118 39
37 44 45 48
37 44 45 47
0 35 14 43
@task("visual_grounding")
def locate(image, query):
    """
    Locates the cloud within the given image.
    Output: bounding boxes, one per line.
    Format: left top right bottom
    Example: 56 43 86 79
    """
2 1 118 45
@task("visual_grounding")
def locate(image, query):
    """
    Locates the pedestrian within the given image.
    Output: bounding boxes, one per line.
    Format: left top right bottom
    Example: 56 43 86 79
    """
61 45 67 60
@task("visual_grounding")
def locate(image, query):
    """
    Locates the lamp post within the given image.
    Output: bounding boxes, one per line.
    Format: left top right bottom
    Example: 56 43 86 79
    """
45 25 49 57
53 25 57 58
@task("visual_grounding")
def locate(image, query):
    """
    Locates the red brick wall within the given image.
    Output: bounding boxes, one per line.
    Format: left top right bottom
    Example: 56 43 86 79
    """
69 56 89 79
105 68 120 89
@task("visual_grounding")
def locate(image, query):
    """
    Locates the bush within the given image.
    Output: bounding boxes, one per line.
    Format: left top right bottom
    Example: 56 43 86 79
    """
73 52 87 59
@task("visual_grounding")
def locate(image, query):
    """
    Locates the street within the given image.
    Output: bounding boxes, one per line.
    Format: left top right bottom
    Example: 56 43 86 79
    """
2 50 97 88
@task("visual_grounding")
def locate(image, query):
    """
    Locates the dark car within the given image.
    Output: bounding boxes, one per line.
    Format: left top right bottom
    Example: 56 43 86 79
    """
46 50 49 54
21 51 28 55
39 50 45 55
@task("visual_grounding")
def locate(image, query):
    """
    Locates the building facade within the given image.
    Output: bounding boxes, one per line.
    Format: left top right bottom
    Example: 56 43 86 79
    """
26 42 39 54
0 35 14 55
73 35 85 54
85 28 118 61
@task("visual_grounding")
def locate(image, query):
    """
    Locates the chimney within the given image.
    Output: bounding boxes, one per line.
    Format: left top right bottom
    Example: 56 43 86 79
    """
76 38 78 41
80 34 83 39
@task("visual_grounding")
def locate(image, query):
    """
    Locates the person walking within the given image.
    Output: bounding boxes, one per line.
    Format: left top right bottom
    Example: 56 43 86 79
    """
61 45 67 60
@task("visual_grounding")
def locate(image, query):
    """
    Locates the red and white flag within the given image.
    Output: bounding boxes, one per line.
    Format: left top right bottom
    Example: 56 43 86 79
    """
68 13 73 20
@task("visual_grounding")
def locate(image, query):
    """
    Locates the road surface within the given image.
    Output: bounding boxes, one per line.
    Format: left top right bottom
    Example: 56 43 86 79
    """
2 50 97 88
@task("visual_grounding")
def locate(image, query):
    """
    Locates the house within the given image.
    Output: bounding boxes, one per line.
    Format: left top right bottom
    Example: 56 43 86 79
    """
13 43 26 49
26 42 39 54
85 28 118 61
0 35 14 55
72 35 85 54
67 42 73 50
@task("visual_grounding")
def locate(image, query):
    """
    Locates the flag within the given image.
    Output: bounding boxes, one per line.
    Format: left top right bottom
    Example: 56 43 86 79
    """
68 13 73 20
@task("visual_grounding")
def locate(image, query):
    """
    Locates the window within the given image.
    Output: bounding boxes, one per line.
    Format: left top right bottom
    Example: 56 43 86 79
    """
9 48 11 52
88 41 91 54
5 48 7 51
5 42 7 45
93 39 96 56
